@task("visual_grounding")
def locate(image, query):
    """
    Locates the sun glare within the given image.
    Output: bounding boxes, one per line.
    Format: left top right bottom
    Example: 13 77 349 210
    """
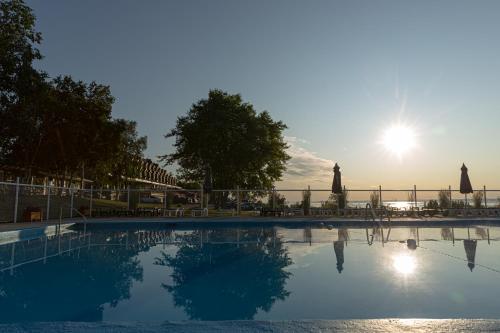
382 124 417 157
393 254 416 276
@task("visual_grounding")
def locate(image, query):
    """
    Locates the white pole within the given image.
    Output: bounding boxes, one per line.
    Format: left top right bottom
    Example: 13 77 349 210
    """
163 190 167 216
127 185 131 210
236 185 240 216
273 187 276 210
449 185 452 207
200 184 203 209
70 187 74 218
379 185 382 208
46 184 51 221
414 185 417 208
89 185 93 217
13 177 20 223
484 185 487 208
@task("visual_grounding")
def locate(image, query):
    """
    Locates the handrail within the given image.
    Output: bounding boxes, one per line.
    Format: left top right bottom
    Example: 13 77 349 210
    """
364 203 376 222
71 208 88 221
71 208 88 234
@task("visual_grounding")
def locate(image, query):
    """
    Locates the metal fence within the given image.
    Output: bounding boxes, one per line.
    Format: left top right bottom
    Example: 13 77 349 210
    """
1 179 500 223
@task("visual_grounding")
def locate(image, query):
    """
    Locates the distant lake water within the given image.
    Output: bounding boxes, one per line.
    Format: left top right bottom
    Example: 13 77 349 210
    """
312 199 500 210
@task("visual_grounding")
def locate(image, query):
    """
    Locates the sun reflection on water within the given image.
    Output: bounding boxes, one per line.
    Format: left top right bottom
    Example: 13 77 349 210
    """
393 253 417 276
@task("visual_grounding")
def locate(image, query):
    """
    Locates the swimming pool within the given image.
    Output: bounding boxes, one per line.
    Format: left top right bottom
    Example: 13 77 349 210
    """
1 223 500 323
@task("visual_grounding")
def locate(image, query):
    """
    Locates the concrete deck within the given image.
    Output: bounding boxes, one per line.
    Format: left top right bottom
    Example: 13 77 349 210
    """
0 221 76 244
2 215 500 234
1 319 500 333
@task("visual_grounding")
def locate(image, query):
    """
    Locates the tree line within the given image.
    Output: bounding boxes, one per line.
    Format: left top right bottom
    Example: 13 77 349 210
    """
0 0 146 187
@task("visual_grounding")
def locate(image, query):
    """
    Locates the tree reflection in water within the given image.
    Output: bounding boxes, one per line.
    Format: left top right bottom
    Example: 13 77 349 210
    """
154 228 293 320
0 231 146 322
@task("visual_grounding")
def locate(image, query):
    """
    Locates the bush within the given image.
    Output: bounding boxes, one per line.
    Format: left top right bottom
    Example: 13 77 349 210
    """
302 189 311 215
427 199 439 210
472 191 483 209
339 188 349 209
268 192 286 208
370 191 379 208
438 189 451 209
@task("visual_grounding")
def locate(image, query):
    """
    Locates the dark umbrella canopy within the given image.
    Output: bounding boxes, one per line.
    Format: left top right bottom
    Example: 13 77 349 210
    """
332 163 342 194
203 165 213 194
463 239 477 272
460 163 473 194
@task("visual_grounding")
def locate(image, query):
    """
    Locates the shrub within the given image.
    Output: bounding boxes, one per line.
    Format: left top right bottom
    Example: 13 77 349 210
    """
427 199 439 210
322 194 336 209
268 192 286 208
472 191 483 209
438 189 451 209
370 191 379 208
407 191 415 204
451 200 465 209
302 189 311 215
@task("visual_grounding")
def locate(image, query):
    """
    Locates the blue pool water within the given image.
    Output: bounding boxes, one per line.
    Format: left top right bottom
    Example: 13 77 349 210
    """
1 223 500 322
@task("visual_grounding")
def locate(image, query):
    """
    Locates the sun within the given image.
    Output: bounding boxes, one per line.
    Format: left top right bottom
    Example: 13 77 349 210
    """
382 124 417 157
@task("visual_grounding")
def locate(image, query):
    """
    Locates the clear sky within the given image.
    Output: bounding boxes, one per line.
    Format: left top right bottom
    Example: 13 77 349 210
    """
27 0 500 193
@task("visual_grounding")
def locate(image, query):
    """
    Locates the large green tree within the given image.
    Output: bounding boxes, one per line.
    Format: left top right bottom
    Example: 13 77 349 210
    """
93 118 147 186
163 90 290 190
0 0 47 168
0 0 148 186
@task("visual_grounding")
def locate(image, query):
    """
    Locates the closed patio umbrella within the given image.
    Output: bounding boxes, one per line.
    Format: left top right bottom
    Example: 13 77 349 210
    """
460 163 473 207
463 239 477 272
332 163 342 194
332 163 346 210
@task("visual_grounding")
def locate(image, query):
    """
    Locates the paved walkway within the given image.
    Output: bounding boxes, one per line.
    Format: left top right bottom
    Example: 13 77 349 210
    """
1 319 499 333
2 216 500 233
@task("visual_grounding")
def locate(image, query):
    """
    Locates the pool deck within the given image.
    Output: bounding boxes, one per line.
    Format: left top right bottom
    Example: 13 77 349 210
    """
2 215 500 234
2 319 500 333
0 221 76 245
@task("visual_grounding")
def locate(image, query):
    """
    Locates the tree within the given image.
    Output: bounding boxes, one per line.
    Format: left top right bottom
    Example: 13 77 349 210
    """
0 1 148 186
93 119 147 187
163 90 290 191
0 0 47 170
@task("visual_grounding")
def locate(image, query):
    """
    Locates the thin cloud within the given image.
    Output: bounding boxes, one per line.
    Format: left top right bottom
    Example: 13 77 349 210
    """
279 136 334 189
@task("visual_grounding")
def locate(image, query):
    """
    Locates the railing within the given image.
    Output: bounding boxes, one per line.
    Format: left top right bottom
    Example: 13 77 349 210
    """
1 179 500 223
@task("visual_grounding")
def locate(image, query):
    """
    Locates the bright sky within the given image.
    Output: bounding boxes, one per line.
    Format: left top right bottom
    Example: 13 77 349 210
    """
28 0 500 192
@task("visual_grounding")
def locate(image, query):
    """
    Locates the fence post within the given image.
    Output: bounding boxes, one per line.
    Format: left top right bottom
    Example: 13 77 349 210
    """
200 184 204 209
163 189 167 216
414 185 417 208
449 185 452 205
484 185 487 208
89 185 93 217
273 186 276 210
378 185 382 208
70 187 74 218
127 185 131 211
236 185 240 216
13 177 20 223
46 184 51 221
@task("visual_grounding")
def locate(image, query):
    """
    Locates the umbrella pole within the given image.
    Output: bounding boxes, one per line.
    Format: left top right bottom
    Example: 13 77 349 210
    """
464 193 467 215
